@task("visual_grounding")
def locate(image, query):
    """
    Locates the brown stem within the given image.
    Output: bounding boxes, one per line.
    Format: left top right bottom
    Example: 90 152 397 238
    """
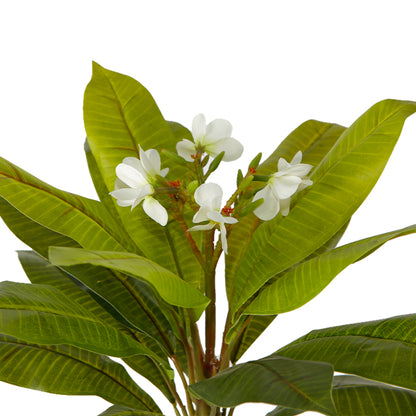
204 229 217 378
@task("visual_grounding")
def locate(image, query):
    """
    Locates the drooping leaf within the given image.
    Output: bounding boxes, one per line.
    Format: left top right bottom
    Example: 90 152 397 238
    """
332 375 416 416
230 100 416 318
84 62 203 288
98 405 163 416
49 247 209 310
267 375 416 416
189 355 336 415
277 314 416 391
229 315 277 363
226 120 346 301
0 157 125 252
245 224 416 315
18 250 126 330
123 355 176 403
0 196 80 257
0 281 160 359
0 333 160 412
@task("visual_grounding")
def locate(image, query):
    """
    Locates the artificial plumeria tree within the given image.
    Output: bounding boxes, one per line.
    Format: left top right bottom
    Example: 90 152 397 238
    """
0 63 416 416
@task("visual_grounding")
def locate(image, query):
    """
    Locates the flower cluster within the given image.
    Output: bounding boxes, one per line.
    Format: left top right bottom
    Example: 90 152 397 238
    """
110 114 313 256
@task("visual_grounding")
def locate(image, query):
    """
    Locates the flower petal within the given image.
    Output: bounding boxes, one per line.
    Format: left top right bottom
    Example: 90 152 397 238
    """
140 147 163 177
277 157 291 172
194 183 223 211
253 186 280 221
206 119 232 142
280 198 291 216
206 210 225 223
122 157 147 178
192 114 206 140
176 139 197 162
116 164 148 189
192 206 211 223
291 151 303 165
205 137 244 161
188 223 215 232
272 175 302 199
223 216 238 225
219 222 229 254
284 163 313 177
142 196 168 226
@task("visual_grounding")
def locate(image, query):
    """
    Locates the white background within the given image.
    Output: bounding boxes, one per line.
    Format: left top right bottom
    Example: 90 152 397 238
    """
1 1 416 415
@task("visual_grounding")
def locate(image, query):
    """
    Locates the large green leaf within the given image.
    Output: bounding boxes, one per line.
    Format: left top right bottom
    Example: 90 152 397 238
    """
123 355 175 403
230 99 416 318
267 375 416 416
332 375 416 416
0 281 160 359
0 196 80 257
84 62 203 288
245 224 416 315
49 246 209 310
189 355 336 415
277 314 416 391
99 405 163 415
18 250 126 330
0 334 160 412
0 157 125 252
229 315 277 363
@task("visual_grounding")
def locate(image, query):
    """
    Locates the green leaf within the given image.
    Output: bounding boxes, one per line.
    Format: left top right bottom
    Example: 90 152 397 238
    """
98 405 163 416
18 250 126 330
0 196 80 257
259 120 346 174
277 314 416 391
0 281 159 359
230 99 416 318
84 63 203 288
0 333 160 412
123 355 176 403
49 247 209 310
189 355 336 415
226 120 346 302
245 224 416 315
267 375 416 416
0 157 125 252
331 375 416 416
229 315 277 363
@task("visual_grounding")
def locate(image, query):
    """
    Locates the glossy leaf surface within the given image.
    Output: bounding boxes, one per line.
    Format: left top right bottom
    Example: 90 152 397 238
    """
49 247 209 310
99 405 163 415
0 281 158 358
245 224 416 314
0 157 125 252
189 355 336 415
277 314 416 391
0 333 160 412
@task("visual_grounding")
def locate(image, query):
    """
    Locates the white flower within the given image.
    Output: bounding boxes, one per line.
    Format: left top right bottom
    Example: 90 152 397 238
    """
176 114 243 162
188 183 238 254
110 147 169 226
253 151 313 221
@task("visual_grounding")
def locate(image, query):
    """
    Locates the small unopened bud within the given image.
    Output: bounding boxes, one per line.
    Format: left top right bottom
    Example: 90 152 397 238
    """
187 180 198 194
249 152 262 170
207 151 225 175
236 169 244 186
201 154 210 167
238 198 264 217
253 174 270 182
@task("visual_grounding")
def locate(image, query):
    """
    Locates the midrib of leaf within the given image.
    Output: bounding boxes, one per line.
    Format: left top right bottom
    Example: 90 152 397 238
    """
1 338 155 411
164 225 183 279
0 167 126 251
255 360 316 404
104 73 140 158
